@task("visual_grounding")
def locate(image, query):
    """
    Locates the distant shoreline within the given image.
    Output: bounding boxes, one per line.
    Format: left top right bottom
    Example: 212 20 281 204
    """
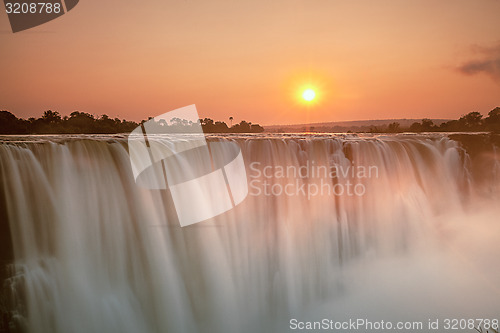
265 108 500 134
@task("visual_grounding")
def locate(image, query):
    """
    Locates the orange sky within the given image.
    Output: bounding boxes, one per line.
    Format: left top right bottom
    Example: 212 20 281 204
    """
1 0 499 125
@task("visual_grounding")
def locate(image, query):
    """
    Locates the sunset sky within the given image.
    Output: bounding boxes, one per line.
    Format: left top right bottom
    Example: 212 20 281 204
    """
1 0 499 125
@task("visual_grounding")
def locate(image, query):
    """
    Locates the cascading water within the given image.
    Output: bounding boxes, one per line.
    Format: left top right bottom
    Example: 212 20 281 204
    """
0 134 499 333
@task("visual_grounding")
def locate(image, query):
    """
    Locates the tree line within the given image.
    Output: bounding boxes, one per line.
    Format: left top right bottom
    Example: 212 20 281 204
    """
0 110 265 134
370 107 500 133
2 107 499 135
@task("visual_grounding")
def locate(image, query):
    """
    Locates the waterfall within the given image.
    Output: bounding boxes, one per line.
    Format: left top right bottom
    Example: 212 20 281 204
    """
0 134 499 333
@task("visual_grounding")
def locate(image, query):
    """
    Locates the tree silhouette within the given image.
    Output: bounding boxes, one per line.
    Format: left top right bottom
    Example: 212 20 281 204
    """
459 111 483 130
487 107 500 122
421 119 435 131
485 107 500 133
0 111 28 134
41 110 62 123
387 122 401 133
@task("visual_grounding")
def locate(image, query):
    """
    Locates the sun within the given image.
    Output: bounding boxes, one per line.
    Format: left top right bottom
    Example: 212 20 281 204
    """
302 89 316 102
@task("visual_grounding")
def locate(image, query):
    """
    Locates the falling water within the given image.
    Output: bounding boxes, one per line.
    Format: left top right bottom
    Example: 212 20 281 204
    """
0 134 499 333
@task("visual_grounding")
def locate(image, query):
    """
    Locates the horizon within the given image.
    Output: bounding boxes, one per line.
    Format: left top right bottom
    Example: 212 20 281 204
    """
264 117 454 128
3 107 499 134
3 107 498 128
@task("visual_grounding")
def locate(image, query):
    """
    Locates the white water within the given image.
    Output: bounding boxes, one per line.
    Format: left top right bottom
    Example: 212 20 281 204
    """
1 134 499 333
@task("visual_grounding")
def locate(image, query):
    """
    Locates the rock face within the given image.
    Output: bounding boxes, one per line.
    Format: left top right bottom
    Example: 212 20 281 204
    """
449 134 500 194
448 133 500 157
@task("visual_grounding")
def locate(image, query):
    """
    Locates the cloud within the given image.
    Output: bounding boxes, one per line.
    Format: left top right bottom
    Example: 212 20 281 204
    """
458 42 500 83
